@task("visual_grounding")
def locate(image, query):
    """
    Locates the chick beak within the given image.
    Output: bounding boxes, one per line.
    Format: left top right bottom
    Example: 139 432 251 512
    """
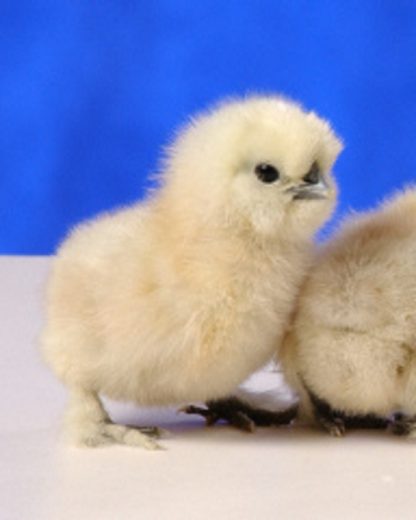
286 178 328 200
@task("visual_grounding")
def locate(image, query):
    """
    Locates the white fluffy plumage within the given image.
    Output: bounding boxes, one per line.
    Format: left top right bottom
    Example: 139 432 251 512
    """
41 95 341 448
281 187 416 436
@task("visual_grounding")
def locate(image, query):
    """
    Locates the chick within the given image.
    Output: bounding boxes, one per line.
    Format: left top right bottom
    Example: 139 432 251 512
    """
41 95 342 448
281 188 416 436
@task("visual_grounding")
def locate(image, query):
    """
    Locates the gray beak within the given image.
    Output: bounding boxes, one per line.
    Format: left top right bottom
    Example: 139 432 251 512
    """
286 180 328 200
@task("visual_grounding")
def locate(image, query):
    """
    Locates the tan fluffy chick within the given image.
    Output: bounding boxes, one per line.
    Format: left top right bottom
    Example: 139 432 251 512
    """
281 188 416 436
41 95 342 448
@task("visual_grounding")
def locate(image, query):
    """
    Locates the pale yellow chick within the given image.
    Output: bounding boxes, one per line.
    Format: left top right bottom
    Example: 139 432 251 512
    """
41 95 341 448
281 188 416 436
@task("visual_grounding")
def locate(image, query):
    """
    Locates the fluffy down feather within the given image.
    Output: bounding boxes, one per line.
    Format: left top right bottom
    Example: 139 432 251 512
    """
281 187 416 436
41 95 341 448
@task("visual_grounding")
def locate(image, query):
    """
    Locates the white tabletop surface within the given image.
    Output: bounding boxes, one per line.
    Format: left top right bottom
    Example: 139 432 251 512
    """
1 256 416 520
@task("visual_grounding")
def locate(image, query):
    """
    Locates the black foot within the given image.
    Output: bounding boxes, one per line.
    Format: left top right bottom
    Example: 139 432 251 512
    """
181 397 298 432
307 386 388 436
390 413 416 436
319 415 346 437
344 414 389 430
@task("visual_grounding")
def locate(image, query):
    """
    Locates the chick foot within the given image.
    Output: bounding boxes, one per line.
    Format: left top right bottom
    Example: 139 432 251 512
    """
75 422 163 449
317 416 346 437
182 397 297 432
390 413 416 437
308 387 388 436
66 388 163 449
307 388 346 436
318 413 390 436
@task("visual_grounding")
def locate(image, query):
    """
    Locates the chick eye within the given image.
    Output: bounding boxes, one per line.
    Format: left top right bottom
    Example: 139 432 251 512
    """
254 163 280 184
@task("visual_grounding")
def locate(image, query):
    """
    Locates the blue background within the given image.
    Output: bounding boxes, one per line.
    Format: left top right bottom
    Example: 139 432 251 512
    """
1 1 416 254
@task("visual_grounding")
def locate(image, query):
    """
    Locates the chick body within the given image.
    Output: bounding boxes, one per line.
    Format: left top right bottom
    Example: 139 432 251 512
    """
281 189 416 433
42 96 341 447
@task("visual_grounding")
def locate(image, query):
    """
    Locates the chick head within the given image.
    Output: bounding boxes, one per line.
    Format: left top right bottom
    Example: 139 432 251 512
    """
163 95 343 238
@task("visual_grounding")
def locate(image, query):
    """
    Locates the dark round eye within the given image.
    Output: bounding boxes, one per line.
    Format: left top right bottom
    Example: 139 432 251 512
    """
254 163 280 184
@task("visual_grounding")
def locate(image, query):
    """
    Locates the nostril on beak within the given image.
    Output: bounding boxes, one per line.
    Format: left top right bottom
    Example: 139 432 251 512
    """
302 163 320 184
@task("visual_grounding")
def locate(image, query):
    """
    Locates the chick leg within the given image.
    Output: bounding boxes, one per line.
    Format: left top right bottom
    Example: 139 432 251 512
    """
314 412 346 437
307 389 346 437
314 409 388 436
390 413 416 436
182 397 297 432
65 388 162 449
307 388 388 436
